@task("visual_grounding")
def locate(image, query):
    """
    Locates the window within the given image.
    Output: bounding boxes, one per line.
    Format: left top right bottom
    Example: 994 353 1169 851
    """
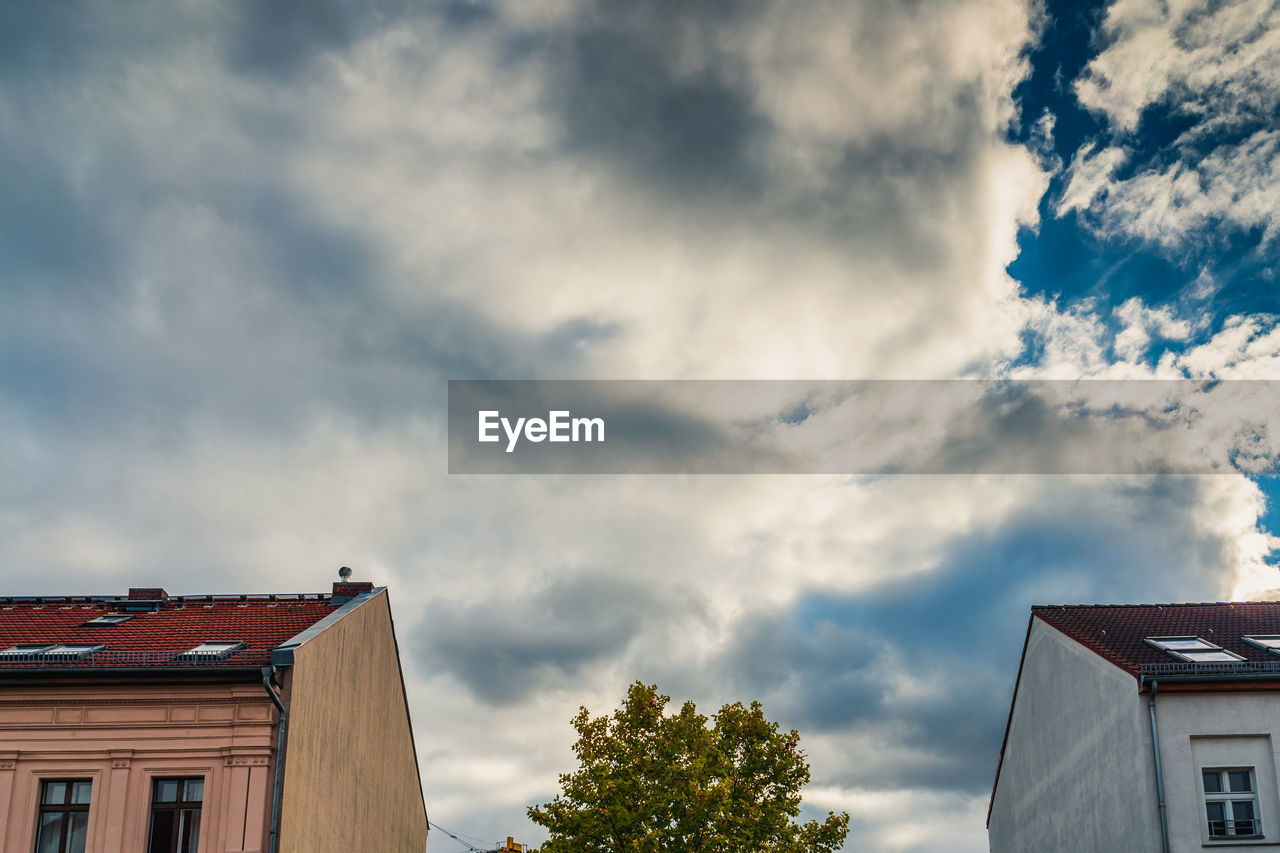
1243 636 1280 655
147 778 203 853
175 642 244 661
0 645 55 658
0 645 104 661
41 645 106 660
1144 637 1245 663
34 780 91 853
1204 768 1262 838
81 614 133 626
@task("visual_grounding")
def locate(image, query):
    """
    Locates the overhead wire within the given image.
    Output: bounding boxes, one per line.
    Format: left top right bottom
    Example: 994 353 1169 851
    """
429 820 504 853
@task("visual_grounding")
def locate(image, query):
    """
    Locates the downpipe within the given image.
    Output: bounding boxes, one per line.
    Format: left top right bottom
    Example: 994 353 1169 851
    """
262 666 289 853
1146 678 1171 853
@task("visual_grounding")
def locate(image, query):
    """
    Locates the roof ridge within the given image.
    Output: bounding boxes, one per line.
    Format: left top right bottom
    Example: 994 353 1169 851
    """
0 593 334 604
1031 601 1280 610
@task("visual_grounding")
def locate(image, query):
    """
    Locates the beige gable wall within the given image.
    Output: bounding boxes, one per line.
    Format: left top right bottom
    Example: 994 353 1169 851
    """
278 590 427 853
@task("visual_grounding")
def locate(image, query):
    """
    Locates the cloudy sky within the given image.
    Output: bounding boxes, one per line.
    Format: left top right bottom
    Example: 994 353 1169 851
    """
3 0 1280 850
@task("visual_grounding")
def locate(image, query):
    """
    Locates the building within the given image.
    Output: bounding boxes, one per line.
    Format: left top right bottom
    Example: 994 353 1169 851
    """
989 601 1280 853
0 579 427 853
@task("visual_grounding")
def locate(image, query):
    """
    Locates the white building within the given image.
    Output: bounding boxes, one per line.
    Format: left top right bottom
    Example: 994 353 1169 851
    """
989 602 1280 852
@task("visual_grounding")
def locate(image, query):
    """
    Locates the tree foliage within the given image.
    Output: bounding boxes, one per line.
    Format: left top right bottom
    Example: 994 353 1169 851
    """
528 682 850 852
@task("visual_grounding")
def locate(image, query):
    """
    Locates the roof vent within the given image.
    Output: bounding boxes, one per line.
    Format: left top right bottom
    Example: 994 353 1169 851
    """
332 568 374 605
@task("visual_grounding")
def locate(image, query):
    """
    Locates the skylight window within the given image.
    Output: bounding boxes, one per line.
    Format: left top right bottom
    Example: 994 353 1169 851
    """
0 644 55 657
176 642 246 661
1242 636 1280 655
44 644 106 659
0 644 106 660
1146 636 1245 663
82 614 134 626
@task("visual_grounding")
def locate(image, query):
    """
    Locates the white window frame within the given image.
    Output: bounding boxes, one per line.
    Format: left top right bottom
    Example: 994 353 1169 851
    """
0 644 104 660
82 614 134 626
1203 767 1263 840
175 641 246 661
1242 636 1280 656
0 644 55 657
1144 636 1246 663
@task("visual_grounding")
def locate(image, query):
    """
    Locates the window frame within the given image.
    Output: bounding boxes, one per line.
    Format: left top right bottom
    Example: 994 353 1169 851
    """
1144 636 1246 663
1203 766 1263 840
0 644 56 658
41 645 106 661
1242 636 1280 656
146 776 204 853
173 642 245 662
80 614 133 626
34 779 93 853
0 644 105 661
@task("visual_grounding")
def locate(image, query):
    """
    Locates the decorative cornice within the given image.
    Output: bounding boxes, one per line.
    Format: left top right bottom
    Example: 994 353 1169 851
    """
220 745 272 767
0 696 267 708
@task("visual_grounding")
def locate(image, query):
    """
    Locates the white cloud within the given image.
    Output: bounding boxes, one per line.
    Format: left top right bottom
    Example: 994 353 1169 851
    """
1112 296 1193 362
1063 130 1280 248
1056 142 1126 216
1075 0 1280 133
1012 294 1280 380
807 786 989 853
1064 0 1280 245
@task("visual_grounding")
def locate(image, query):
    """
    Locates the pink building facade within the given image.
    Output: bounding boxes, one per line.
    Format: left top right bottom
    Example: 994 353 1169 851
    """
0 681 276 852
0 582 427 853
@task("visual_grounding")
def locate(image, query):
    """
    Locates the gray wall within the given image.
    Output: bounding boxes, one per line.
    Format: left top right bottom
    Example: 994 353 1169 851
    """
988 619 1160 853
1154 690 1280 851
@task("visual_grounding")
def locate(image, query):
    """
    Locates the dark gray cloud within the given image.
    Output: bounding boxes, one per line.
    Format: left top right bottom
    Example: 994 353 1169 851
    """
0 1 161 80
551 20 766 198
227 0 354 77
0 139 121 289
224 0 431 78
416 571 703 704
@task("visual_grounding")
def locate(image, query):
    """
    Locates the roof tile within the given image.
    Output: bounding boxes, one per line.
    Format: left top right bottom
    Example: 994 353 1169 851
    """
1034 601 1280 677
0 594 336 665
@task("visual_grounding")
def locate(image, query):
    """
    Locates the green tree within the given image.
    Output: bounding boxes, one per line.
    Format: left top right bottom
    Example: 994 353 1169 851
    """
528 682 850 852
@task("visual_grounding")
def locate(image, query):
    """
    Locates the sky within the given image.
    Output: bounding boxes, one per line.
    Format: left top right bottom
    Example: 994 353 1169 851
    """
2 0 1280 851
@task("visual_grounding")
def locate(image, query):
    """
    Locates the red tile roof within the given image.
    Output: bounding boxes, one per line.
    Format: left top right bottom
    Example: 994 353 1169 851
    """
1033 601 1280 677
0 593 338 667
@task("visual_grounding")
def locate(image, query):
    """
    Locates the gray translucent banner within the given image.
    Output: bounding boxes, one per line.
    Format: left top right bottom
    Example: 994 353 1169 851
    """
447 380 1280 474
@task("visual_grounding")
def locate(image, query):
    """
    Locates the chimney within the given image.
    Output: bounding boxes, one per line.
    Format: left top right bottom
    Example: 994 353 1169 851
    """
332 568 374 605
122 588 170 612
